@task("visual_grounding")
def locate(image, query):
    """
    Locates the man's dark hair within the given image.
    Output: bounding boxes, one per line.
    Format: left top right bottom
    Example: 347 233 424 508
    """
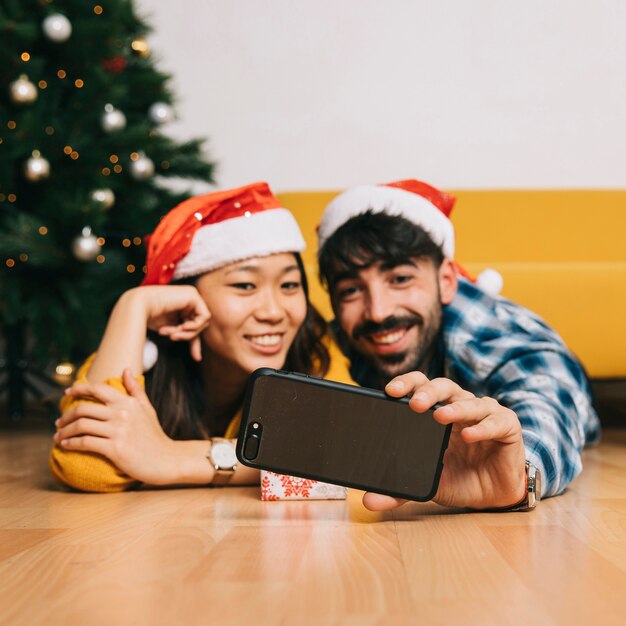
318 211 445 292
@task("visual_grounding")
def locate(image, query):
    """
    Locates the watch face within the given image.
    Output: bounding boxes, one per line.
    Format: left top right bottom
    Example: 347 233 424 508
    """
211 441 237 469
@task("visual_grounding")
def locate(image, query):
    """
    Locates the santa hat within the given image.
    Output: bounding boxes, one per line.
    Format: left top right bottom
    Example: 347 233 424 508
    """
317 179 503 296
142 181 305 285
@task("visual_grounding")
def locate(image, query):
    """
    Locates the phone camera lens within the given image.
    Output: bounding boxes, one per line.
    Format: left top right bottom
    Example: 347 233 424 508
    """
243 422 263 460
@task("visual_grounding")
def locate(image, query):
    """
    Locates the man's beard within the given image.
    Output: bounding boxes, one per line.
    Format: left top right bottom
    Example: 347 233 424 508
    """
351 304 442 384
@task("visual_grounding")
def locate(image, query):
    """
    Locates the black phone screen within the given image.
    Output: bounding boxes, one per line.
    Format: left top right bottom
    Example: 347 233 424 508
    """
237 370 450 501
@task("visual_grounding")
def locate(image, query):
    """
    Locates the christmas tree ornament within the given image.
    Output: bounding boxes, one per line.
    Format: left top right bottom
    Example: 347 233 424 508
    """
148 102 175 125
130 37 150 57
9 75 38 105
42 14 72 43
72 226 101 261
129 153 155 180
90 188 115 210
101 56 127 74
23 151 50 182
53 362 76 386
101 104 126 133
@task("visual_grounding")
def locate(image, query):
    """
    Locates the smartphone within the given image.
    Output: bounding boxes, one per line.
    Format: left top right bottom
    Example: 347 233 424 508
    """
236 368 451 501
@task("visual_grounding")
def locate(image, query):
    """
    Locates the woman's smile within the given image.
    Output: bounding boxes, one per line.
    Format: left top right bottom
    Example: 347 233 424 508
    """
245 332 285 354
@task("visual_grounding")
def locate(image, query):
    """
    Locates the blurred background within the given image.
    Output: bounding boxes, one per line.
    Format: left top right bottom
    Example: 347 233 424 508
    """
137 0 626 190
1 0 624 425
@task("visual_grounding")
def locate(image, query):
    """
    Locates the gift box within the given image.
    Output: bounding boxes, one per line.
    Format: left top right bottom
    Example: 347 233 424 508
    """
260 470 347 500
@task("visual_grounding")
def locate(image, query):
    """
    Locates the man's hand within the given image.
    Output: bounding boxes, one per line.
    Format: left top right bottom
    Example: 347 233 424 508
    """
363 371 526 512
54 369 183 485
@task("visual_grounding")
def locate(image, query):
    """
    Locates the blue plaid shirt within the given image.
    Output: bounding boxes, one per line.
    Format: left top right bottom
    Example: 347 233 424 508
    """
331 278 601 497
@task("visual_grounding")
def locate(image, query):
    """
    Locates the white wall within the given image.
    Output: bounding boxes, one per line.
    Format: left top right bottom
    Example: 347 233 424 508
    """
137 0 626 191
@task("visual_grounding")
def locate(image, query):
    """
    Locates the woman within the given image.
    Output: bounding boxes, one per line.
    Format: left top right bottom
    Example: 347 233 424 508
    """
50 182 351 492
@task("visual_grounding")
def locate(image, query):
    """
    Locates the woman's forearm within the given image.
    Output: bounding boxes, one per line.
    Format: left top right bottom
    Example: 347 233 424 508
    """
161 439 259 487
87 289 148 383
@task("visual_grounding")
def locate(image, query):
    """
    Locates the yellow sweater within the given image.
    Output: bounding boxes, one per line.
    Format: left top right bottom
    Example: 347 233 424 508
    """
49 344 353 493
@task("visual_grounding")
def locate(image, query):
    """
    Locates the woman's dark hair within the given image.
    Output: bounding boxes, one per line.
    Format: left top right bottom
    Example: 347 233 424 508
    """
144 252 329 440
318 210 444 292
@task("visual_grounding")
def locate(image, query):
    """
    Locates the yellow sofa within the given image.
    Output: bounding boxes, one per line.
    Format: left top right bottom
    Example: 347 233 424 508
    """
278 190 626 379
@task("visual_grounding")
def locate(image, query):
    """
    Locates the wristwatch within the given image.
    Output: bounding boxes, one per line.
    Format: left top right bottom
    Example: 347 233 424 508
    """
507 461 542 511
207 438 238 486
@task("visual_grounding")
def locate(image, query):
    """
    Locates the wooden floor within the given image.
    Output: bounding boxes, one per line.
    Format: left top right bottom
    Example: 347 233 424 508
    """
1 429 626 626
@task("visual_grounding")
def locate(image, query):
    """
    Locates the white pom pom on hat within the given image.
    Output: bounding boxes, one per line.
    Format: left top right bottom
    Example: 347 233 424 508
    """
142 338 159 372
475 268 504 296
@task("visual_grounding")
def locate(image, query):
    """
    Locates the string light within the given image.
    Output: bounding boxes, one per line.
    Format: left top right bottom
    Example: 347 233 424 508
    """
96 255 106 263
8 194 17 202
45 126 54 135
96 237 105 246
101 167 111 176
130 152 139 161
113 165 122 173
109 155 119 163
39 80 48 89
161 161 170 169
74 79 84 88
126 264 136 273
64 146 72 155
57 69 67 79
21 52 30 62
70 151 79 160
8 121 16 129
133 237 142 245
55 363 74 379
39 226 48 235
6 259 15 268
94 5 104 15
19 253 28 262
131 39 149 56
122 238 131 247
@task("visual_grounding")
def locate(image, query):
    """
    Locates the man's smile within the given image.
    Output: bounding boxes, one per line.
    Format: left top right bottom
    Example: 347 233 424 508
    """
363 323 416 354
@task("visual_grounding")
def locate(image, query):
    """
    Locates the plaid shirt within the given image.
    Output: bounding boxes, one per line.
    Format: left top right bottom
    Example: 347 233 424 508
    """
332 278 601 497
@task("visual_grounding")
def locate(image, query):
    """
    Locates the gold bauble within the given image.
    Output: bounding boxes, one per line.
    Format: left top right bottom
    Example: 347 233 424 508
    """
53 362 76 386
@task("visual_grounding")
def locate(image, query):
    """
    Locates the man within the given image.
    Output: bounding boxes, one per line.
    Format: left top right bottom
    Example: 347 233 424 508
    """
317 179 600 511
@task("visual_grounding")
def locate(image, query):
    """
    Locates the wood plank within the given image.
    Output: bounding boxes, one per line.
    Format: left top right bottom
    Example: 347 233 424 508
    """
0 429 624 626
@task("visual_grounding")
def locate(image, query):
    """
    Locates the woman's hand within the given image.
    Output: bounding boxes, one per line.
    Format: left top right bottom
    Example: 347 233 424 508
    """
129 285 211 362
54 370 183 485
363 372 526 512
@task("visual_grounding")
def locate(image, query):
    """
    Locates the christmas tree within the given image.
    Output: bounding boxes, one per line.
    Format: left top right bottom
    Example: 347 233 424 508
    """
0 0 215 419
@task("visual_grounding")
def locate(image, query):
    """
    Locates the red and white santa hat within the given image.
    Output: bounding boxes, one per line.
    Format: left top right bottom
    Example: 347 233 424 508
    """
318 179 456 256
142 181 305 285
317 179 503 296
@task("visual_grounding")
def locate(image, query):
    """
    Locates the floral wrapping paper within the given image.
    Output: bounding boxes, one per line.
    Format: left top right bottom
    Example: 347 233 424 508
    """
260 470 347 500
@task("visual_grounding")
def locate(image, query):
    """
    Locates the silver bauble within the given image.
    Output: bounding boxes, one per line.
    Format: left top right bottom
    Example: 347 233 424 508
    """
90 188 115 210
9 75 38 105
129 154 155 180
72 227 101 261
148 102 175 125
24 152 50 182
101 104 126 133
42 14 72 43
